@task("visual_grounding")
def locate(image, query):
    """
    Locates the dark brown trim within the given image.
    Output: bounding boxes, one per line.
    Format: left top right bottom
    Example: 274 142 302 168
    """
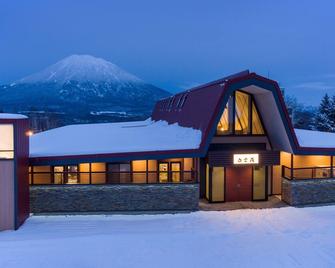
331 156 334 178
290 153 294 179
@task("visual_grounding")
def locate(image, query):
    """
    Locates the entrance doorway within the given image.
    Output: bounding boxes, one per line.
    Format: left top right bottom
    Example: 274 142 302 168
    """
226 167 252 202
206 166 268 202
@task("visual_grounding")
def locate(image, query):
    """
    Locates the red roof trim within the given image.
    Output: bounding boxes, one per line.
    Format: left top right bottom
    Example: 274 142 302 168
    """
29 148 201 162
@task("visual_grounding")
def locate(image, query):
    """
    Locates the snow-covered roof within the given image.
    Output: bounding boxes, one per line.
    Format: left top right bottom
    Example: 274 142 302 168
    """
29 119 202 158
0 113 28 119
295 128 335 148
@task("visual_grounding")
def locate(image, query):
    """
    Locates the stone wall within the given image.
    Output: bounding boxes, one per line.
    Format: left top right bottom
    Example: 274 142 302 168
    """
282 178 335 206
30 184 199 213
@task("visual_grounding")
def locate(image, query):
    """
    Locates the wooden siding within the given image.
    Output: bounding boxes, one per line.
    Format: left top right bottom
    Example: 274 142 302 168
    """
0 161 15 230
14 119 30 228
0 117 30 230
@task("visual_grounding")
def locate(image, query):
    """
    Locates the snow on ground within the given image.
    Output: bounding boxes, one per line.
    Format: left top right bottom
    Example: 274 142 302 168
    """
1 206 335 268
30 119 202 157
295 128 335 148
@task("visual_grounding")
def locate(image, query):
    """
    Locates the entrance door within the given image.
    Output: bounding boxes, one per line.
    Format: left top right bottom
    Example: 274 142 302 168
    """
225 167 252 202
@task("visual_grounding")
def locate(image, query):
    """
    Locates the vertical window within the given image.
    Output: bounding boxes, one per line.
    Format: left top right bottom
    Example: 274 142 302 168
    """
0 124 14 159
66 166 79 184
253 166 266 200
79 163 90 184
148 160 158 183
211 167 225 202
92 163 107 184
106 163 130 184
54 166 64 184
120 164 131 183
107 164 121 184
132 160 146 183
217 104 229 134
159 163 169 183
206 164 210 200
216 91 265 136
252 102 265 135
33 166 52 184
235 91 250 134
171 162 181 183
216 97 233 135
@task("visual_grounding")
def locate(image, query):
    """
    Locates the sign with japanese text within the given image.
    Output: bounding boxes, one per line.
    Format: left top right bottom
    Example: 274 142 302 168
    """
233 154 259 165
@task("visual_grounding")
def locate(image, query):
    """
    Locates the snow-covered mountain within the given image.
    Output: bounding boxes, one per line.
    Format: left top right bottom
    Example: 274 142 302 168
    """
0 55 171 130
16 55 143 85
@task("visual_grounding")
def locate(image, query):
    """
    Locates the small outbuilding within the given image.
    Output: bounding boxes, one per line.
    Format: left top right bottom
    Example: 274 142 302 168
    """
0 114 30 230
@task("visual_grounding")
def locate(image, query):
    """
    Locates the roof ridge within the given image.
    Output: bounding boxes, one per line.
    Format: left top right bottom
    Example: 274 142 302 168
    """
160 70 251 102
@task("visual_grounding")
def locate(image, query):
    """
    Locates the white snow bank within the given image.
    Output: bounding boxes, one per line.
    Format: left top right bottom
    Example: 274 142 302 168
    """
0 113 27 119
30 119 202 157
1 206 335 267
295 128 335 148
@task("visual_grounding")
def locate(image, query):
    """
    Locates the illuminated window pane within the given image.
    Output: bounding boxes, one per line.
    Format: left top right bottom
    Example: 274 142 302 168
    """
217 104 229 134
252 101 265 134
253 166 266 200
212 167 225 202
0 124 14 159
54 166 64 184
171 162 181 183
66 165 78 184
159 163 169 183
206 164 209 200
235 91 250 134
216 97 233 135
0 151 14 159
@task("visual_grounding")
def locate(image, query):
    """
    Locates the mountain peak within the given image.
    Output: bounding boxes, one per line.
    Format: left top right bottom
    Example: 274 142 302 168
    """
17 54 143 84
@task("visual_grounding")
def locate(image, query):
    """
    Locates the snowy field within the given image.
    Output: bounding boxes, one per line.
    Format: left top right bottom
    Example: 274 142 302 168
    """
1 206 335 268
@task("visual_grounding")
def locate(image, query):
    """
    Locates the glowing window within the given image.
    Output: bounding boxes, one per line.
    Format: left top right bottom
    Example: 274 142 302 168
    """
216 91 265 136
252 101 265 134
0 124 14 159
235 91 250 134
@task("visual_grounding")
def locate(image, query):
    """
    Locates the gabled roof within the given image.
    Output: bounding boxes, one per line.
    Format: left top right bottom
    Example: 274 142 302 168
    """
152 71 335 155
29 71 335 165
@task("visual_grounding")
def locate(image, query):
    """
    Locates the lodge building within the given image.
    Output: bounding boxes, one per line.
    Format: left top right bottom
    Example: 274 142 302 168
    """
2 70 335 228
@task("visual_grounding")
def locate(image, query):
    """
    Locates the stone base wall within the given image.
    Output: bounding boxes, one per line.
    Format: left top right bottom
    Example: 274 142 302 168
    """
30 184 199 213
282 178 335 206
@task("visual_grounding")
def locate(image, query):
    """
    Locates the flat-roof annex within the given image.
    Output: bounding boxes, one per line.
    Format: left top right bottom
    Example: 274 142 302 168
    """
29 119 202 158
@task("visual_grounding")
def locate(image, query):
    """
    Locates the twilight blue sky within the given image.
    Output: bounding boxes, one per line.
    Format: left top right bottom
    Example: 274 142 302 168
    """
1 0 335 105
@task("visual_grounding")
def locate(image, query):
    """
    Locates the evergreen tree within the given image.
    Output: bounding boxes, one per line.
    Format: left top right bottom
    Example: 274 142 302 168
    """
314 94 334 132
329 95 335 129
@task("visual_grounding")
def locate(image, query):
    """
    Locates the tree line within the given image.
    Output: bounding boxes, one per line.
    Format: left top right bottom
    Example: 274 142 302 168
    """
284 92 335 132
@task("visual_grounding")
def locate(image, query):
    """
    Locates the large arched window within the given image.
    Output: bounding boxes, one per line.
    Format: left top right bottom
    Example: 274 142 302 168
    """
216 90 265 136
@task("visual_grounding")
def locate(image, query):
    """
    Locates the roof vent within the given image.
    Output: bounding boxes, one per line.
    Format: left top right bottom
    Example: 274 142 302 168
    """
178 93 188 109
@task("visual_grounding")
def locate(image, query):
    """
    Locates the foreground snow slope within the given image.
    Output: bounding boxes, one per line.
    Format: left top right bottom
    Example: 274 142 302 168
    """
1 206 335 268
